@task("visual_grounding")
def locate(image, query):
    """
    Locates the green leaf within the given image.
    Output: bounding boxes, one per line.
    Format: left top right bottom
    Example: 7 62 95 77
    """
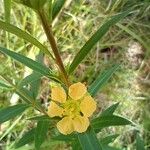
15 138 61 150
0 20 52 57
30 74 41 99
4 0 11 23
69 10 131 74
16 87 35 104
102 145 121 150
92 115 132 133
89 64 120 96
0 104 29 123
100 134 119 145
100 103 119 116
52 0 65 20
18 53 45 99
136 133 145 150
18 73 42 88
16 87 46 114
52 133 76 141
15 128 35 148
27 115 51 121
29 52 44 99
77 127 103 150
0 79 12 89
14 0 47 10
117 23 150 56
0 47 54 78
35 120 49 150
72 140 82 150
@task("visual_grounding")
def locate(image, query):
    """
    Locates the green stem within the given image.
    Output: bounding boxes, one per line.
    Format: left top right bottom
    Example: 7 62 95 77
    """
38 9 70 87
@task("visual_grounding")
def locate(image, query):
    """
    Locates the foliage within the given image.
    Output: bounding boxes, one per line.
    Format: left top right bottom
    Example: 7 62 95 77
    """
0 0 149 150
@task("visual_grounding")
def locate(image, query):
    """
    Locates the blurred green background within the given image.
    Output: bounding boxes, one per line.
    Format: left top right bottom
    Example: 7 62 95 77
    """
0 0 150 149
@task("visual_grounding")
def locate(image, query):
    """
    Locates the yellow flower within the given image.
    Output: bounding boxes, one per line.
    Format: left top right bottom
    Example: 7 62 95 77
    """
48 82 97 135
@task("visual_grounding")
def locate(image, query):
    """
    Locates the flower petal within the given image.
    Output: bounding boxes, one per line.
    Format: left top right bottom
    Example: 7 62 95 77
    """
73 116 89 133
51 86 66 103
48 101 64 117
57 117 74 135
80 95 97 117
69 82 87 100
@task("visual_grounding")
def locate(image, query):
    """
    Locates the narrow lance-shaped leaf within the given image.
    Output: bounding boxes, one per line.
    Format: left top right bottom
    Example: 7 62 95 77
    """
92 115 132 133
27 115 51 121
3 0 11 49
117 23 149 55
18 73 42 88
52 133 76 142
102 145 121 150
136 133 145 150
89 64 120 96
77 127 103 150
16 87 36 104
47 0 53 22
4 0 11 23
29 52 44 99
0 104 29 123
15 128 35 148
0 20 53 57
72 140 82 150
69 10 131 74
0 47 55 79
100 102 119 116
52 0 65 20
35 120 49 150
100 134 119 145
88 64 119 96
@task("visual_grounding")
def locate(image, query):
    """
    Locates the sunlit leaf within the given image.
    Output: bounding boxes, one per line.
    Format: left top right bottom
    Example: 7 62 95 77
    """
4 0 11 23
69 10 131 74
0 79 12 89
0 47 56 80
0 20 52 57
0 104 29 123
100 134 119 145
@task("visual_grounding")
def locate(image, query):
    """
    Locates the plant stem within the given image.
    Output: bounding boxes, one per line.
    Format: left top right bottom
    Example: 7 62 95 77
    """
38 9 70 87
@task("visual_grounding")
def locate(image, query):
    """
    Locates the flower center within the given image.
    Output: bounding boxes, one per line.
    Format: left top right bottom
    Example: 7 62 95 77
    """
63 99 80 118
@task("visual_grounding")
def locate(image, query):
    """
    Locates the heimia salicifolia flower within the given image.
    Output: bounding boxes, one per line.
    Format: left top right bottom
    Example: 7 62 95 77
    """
48 82 97 135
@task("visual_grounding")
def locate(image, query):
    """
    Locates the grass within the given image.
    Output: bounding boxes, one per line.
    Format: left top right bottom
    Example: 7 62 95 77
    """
0 0 150 149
